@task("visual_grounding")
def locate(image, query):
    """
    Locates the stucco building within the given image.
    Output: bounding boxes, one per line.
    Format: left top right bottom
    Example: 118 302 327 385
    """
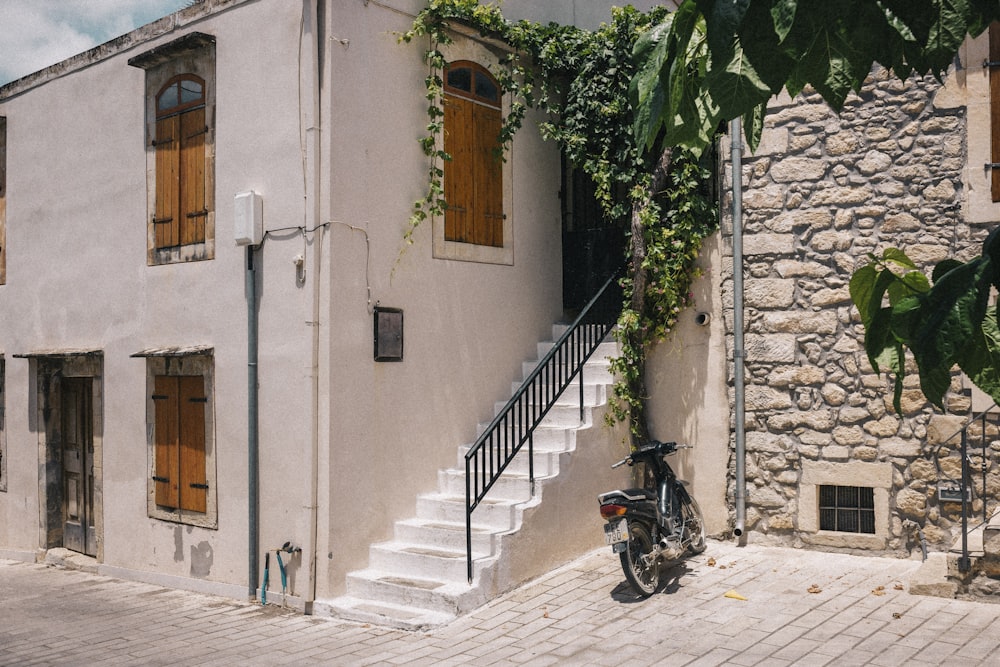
1 0 997 626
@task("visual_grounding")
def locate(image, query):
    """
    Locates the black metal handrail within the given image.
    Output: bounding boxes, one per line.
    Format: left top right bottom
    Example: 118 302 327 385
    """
936 400 1000 572
464 271 622 582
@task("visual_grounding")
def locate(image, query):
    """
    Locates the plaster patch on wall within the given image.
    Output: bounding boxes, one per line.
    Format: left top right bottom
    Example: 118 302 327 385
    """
190 541 213 578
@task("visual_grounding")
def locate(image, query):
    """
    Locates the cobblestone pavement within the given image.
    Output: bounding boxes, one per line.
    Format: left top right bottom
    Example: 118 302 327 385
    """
3 541 1000 666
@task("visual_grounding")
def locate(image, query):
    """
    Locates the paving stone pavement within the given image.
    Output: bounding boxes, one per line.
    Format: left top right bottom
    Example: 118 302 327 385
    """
3 541 1000 666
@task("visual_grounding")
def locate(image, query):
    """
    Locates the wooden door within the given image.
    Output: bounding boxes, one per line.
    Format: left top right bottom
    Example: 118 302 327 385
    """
61 377 96 556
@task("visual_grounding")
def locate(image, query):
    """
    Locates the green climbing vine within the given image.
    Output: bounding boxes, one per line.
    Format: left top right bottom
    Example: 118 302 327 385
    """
401 1 717 444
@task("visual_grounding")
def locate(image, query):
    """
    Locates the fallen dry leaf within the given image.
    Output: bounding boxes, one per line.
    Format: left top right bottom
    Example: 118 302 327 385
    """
807 584 822 594
707 557 717 567
893 583 903 591
892 612 902 619
872 586 886 596
718 565 727 570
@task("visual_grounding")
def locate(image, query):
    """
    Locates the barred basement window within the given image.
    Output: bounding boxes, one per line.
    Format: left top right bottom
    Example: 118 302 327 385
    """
819 485 875 534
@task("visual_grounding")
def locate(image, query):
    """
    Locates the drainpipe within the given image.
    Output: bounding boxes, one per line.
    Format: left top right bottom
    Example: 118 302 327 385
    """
302 0 322 614
247 244 260 597
731 118 746 542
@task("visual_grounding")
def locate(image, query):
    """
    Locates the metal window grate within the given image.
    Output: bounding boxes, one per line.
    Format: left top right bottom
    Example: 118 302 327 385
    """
819 485 875 534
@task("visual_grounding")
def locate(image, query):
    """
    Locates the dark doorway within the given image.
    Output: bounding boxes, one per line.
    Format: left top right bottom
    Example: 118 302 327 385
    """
61 377 96 556
561 162 624 314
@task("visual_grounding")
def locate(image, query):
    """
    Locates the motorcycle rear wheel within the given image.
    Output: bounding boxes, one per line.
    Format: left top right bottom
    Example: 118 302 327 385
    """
682 496 707 554
620 521 659 597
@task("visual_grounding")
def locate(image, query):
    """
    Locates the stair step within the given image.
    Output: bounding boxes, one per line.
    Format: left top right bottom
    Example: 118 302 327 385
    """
344 568 489 616
536 339 618 363
471 424 575 451
394 518 496 554
522 359 614 384
439 468 535 501
316 594 456 631
369 542 478 582
458 444 562 478
500 383 606 408
416 493 520 531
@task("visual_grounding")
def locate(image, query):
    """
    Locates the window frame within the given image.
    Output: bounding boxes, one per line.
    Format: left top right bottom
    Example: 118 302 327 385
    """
990 22 1000 202
140 352 217 528
818 485 876 534
0 356 6 492
129 33 216 266
1 115 6 285
431 47 514 265
442 61 504 249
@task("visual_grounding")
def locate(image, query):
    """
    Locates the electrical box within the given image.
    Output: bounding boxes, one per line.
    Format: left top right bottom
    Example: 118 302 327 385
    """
374 307 403 361
234 190 263 246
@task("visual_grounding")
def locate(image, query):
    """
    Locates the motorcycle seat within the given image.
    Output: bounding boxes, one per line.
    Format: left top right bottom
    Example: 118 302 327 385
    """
598 488 656 503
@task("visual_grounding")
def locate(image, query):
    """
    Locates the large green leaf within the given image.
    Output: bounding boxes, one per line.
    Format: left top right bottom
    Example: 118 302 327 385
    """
958 309 1000 405
849 263 879 325
771 0 798 41
704 43 773 120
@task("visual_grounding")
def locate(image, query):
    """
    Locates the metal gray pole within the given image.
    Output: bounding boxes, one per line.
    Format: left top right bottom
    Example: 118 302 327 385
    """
731 118 746 541
247 245 260 597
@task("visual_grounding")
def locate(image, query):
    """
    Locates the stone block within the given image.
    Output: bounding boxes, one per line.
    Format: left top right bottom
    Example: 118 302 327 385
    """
882 212 921 233
761 312 839 334
746 385 793 410
745 432 792 454
766 410 835 432
770 157 828 182
768 365 826 387
832 426 865 446
856 150 892 175
983 528 1000 576
825 131 859 156
809 287 852 307
808 185 875 206
773 259 831 278
745 279 796 308
926 415 965 446
808 230 854 252
895 488 927 518
746 334 797 363
908 552 958 598
864 416 901 437
744 233 796 256
879 438 921 458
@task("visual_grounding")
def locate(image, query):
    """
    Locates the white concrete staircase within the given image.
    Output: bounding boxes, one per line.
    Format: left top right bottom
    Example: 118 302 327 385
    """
315 328 619 630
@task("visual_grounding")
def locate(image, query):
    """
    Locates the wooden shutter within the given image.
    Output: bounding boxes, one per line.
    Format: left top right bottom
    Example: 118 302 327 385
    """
991 22 1000 202
178 375 207 513
153 375 179 508
179 108 207 246
154 117 180 249
473 104 503 248
444 95 474 243
153 375 207 513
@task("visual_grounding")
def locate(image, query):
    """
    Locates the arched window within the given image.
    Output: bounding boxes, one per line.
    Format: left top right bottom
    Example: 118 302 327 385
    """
443 61 503 247
153 74 208 251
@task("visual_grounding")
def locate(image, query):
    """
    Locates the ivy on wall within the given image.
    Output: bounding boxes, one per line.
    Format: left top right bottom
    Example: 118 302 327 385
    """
401 1 718 444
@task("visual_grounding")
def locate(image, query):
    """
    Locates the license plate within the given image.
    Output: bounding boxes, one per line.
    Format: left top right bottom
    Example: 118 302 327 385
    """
604 518 629 545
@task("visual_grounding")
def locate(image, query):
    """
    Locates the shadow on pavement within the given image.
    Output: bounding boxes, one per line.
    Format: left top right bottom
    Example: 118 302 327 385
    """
609 561 695 603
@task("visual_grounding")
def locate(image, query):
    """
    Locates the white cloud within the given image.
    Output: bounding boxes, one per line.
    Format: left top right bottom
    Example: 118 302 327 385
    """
0 0 191 86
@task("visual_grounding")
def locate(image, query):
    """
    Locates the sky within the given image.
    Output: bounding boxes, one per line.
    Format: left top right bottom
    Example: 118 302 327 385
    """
0 0 192 86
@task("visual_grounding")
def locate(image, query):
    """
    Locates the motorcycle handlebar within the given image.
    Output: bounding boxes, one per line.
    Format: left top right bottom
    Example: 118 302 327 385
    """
609 440 691 468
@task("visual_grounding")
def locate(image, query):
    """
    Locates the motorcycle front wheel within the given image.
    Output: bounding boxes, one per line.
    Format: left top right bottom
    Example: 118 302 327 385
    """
682 496 707 554
620 521 659 597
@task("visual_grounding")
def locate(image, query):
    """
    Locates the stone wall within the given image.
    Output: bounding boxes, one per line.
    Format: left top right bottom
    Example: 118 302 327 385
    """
721 68 995 554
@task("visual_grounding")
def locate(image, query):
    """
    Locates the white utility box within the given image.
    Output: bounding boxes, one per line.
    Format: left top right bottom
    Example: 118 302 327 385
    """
234 190 263 246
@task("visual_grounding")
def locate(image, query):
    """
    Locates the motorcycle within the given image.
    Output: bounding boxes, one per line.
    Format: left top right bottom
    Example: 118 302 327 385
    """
598 440 706 596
